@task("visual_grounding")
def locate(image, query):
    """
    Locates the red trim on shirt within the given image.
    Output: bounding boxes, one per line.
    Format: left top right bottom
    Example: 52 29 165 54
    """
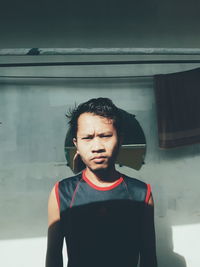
55 182 60 210
82 169 123 191
70 179 82 208
145 184 151 204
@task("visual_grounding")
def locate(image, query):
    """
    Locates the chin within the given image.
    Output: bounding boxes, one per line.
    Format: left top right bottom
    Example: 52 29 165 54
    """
89 164 110 173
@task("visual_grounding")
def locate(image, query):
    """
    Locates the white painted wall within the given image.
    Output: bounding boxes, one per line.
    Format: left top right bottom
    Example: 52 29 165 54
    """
0 71 200 267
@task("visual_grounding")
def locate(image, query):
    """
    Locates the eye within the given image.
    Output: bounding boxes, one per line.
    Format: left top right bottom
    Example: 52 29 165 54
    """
82 136 93 140
101 134 112 138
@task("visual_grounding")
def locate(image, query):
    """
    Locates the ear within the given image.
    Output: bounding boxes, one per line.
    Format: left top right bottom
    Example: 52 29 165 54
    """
73 138 79 153
73 137 77 147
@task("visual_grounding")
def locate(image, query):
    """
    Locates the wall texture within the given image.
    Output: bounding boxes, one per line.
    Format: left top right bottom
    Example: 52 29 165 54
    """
0 70 200 266
1 1 200 266
0 0 200 48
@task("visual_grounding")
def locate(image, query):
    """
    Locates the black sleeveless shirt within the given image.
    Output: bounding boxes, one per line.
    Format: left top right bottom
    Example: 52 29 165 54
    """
55 170 151 267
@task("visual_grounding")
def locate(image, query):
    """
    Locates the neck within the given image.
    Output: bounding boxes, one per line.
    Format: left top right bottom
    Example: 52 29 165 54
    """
85 166 120 185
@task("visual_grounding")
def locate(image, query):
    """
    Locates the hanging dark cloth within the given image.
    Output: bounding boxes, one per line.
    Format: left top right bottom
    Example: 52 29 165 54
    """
154 67 200 148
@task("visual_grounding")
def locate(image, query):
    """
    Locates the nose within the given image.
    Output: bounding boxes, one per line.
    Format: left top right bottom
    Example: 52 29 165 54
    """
91 137 105 153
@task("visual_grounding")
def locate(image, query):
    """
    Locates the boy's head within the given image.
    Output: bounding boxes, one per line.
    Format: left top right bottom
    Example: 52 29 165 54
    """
66 98 122 173
66 97 122 139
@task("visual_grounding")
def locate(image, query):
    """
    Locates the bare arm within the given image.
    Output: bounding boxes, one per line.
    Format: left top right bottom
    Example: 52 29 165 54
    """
46 185 64 267
139 195 157 267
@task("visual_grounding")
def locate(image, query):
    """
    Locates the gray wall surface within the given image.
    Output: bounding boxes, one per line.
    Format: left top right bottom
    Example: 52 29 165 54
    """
0 71 200 267
1 0 200 266
0 0 200 48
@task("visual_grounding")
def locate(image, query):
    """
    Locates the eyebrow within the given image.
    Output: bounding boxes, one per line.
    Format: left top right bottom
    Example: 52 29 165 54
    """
79 131 113 137
98 132 113 135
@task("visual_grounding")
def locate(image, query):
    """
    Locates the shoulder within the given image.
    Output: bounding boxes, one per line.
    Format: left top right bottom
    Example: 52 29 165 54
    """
58 172 82 191
49 172 82 202
123 174 147 188
122 174 150 203
55 172 83 210
48 184 61 226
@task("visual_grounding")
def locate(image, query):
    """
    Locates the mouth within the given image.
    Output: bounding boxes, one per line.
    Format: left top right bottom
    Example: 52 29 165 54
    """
91 156 107 163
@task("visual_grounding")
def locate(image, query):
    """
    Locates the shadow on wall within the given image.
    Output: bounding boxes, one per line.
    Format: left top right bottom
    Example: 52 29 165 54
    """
156 221 186 267
157 143 200 162
65 109 147 173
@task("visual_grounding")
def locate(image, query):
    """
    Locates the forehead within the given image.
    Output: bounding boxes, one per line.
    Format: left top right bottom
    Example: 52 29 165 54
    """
77 113 115 133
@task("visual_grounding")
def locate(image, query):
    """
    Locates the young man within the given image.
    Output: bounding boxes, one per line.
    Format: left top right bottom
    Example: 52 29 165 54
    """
46 98 157 267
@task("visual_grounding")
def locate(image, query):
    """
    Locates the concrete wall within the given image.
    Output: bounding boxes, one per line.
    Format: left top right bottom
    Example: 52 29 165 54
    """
0 0 200 48
0 69 200 267
1 1 200 266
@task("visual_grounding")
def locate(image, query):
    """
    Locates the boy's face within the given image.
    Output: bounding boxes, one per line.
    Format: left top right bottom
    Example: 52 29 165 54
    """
73 112 120 173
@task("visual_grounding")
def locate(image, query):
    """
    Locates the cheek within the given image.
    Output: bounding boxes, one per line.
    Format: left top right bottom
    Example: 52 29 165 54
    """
77 144 89 157
108 139 119 152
